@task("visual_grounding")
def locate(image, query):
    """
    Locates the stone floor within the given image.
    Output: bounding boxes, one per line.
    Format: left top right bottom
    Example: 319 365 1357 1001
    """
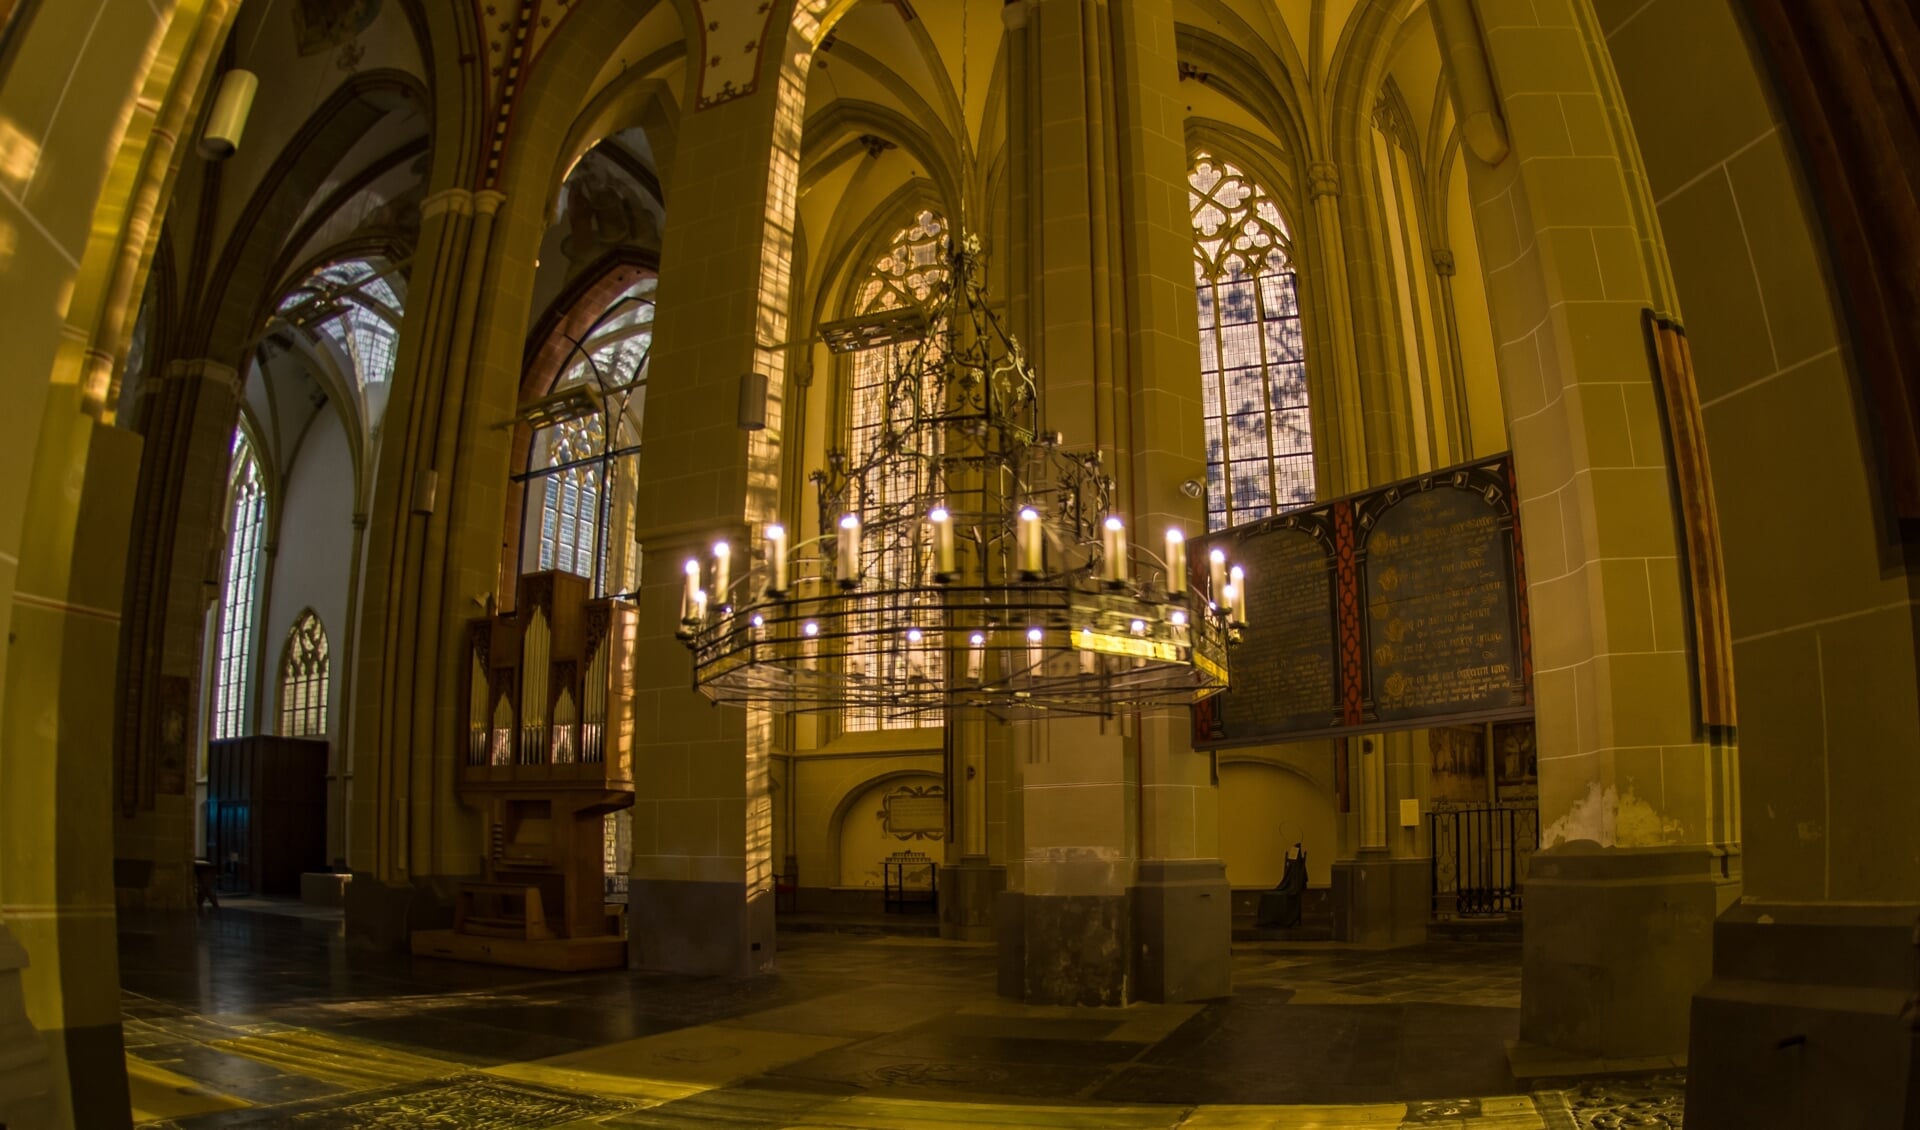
119 903 1685 1128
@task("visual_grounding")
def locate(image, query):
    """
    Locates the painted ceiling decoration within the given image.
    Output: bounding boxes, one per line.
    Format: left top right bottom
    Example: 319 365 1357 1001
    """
476 0 582 186
692 0 834 110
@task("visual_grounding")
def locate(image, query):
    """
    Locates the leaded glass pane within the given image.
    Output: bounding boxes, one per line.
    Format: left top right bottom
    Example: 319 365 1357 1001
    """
1189 154 1314 530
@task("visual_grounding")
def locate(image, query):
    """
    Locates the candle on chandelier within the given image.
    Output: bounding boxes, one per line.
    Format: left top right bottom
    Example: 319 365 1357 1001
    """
1208 547 1228 608
967 631 986 682
681 558 702 623
1229 564 1247 626
1026 626 1045 678
837 513 862 588
802 619 820 669
1080 627 1098 674
1017 506 1044 578
765 524 789 596
1165 527 1187 595
1102 516 1130 584
712 540 731 610
693 588 708 624
905 627 926 678
929 506 957 581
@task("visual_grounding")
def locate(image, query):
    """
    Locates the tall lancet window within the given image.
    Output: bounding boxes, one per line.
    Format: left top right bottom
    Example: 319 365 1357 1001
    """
279 611 329 738
213 433 266 740
525 279 652 597
843 210 948 732
1189 153 1313 531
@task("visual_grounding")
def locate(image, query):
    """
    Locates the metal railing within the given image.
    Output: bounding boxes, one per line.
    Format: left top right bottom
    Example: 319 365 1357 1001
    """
1430 805 1538 917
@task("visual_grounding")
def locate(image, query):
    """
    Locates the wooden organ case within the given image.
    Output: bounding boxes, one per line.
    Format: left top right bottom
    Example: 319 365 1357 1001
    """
410 571 637 971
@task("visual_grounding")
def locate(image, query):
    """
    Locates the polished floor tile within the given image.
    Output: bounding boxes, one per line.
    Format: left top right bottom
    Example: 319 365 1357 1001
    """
118 904 1683 1128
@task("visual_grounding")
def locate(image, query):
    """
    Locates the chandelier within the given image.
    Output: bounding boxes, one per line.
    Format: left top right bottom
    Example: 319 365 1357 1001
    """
677 234 1246 718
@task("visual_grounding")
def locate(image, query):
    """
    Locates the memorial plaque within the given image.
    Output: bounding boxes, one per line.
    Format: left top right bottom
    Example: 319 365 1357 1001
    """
1363 485 1525 723
1191 454 1533 749
1211 523 1338 739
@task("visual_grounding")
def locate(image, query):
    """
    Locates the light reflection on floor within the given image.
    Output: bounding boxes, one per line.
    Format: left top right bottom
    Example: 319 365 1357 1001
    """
120 904 1682 1128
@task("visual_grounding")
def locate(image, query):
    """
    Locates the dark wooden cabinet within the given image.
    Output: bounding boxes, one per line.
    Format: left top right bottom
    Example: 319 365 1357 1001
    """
206 737 328 896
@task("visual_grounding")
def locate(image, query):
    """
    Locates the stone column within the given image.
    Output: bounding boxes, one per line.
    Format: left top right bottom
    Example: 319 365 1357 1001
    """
939 716 1003 941
344 184 507 944
1461 0 1738 1061
112 360 240 911
626 1 817 978
1429 249 1474 456
1 383 144 1127
996 0 1227 1005
1304 162 1372 496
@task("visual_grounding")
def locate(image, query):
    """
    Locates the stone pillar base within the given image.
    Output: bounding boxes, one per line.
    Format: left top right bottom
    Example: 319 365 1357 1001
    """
0 926 52 1128
1131 859 1232 1002
344 873 462 951
1331 853 1430 946
1687 902 1919 1129
629 879 774 977
940 862 1005 942
995 890 1131 1006
1521 842 1737 1059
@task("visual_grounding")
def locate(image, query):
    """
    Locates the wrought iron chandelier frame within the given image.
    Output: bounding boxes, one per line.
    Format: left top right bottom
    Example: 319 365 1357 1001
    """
679 234 1242 718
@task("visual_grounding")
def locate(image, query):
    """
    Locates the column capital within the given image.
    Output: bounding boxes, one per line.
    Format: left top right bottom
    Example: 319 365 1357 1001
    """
1430 248 1456 277
419 188 474 220
473 190 507 217
1307 161 1340 199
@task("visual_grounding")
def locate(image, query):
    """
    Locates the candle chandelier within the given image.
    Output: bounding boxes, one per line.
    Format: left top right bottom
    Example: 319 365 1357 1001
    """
677 233 1244 718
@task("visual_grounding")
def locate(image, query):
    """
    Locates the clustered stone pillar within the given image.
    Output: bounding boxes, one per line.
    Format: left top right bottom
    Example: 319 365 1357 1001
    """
994 0 1228 1005
626 3 821 977
1462 0 1739 1061
345 185 510 943
113 360 241 912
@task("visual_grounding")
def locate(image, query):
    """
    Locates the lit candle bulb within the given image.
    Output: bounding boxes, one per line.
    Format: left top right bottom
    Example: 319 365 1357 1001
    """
1165 528 1187 595
1017 506 1043 578
1102 516 1130 584
1209 547 1228 608
1169 608 1189 627
1229 564 1246 626
968 631 986 682
929 507 957 581
905 627 925 678
712 540 731 610
837 513 862 588
682 558 702 623
766 524 789 596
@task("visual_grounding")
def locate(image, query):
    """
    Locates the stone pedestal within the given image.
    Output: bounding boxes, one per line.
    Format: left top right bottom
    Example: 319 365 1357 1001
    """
1686 902 1920 1129
0 927 51 1128
940 862 1005 942
630 880 774 978
1131 859 1232 1002
996 890 1132 1006
1521 842 1738 1059
344 873 459 951
1332 853 1430 946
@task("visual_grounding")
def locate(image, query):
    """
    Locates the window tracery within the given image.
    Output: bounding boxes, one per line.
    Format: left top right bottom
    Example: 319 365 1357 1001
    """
526 279 652 597
213 433 265 741
1189 154 1314 530
279 611 329 738
845 211 948 733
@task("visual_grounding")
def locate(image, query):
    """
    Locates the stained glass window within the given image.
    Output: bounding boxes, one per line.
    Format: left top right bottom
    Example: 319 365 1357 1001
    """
1189 154 1313 531
528 280 652 597
213 433 265 741
845 212 948 733
279 611 329 738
